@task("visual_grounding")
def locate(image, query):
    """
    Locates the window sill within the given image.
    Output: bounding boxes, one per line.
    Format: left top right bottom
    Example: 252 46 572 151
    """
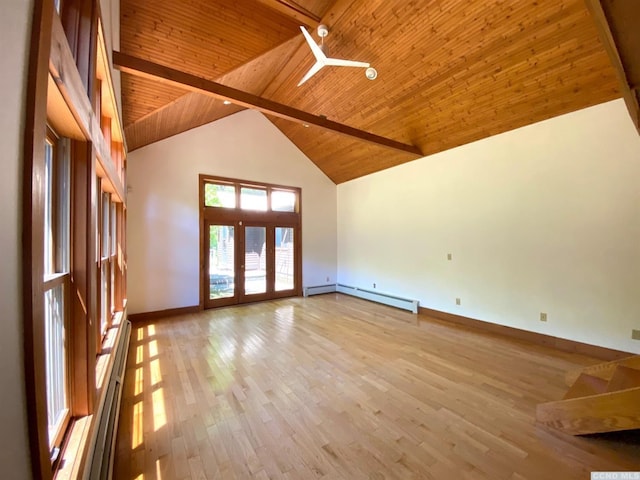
54 416 92 480
96 311 125 390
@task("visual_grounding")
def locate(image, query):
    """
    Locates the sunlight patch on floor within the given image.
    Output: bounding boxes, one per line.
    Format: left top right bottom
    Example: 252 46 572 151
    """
136 344 144 365
153 387 167 431
134 367 144 396
151 358 162 386
132 401 143 449
149 339 158 358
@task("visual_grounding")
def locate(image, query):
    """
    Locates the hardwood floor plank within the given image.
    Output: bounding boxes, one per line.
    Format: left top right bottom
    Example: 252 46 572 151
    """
115 295 640 479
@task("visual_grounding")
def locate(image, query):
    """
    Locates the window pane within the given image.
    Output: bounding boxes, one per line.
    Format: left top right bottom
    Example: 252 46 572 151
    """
45 137 71 276
209 225 235 299
275 227 294 291
241 187 267 211
272 190 296 212
110 202 117 256
56 139 70 273
101 264 109 334
44 140 54 276
101 192 110 258
110 258 115 314
45 284 67 447
205 183 236 208
244 226 266 294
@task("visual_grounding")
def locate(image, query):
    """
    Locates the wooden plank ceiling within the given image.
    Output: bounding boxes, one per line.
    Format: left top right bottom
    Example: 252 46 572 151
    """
119 0 629 184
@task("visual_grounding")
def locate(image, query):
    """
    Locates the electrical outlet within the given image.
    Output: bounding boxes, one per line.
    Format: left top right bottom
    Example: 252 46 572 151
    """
540 312 547 322
373 283 376 289
632 329 640 340
447 253 452 260
326 276 330 282
456 298 461 305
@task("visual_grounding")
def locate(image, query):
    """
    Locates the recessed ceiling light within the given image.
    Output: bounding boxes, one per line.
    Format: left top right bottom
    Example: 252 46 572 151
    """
303 123 310 128
223 100 232 105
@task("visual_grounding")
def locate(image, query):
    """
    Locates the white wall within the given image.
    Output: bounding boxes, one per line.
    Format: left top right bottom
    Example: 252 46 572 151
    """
338 99 640 353
127 110 337 314
0 0 34 478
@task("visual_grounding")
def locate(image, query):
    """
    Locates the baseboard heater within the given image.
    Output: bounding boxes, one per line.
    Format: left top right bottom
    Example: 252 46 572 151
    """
86 318 131 480
337 284 419 313
304 283 418 314
304 284 337 296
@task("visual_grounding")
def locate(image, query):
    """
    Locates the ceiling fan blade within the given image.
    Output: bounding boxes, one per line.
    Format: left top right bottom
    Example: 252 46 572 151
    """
300 26 326 63
297 60 325 86
324 58 370 69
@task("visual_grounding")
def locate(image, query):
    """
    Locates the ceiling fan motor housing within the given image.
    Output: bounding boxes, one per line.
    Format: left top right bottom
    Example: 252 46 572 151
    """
317 24 329 38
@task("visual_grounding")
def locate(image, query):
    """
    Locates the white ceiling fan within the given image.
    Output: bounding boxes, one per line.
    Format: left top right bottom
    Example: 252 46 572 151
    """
297 24 377 86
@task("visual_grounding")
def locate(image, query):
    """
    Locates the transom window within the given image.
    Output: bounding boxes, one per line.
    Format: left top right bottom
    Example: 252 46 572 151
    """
203 178 299 213
241 187 267 211
271 190 297 212
204 182 236 208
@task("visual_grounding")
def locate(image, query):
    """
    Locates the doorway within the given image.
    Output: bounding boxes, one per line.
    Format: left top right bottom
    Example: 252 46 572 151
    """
200 175 301 308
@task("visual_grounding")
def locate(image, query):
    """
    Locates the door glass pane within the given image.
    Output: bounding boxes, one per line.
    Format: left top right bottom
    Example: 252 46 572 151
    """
241 187 267 211
209 225 235 299
245 226 266 294
275 227 294 291
272 190 296 212
205 183 236 208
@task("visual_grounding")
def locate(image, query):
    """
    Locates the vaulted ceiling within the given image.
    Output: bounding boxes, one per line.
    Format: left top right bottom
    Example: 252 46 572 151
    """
117 0 638 184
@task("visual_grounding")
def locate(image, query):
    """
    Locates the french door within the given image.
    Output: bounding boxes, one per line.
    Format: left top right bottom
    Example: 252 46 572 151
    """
200 175 301 309
204 221 299 308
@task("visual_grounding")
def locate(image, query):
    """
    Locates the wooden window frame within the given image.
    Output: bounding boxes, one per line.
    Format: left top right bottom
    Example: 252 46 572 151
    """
201 175 301 215
199 174 303 308
98 187 114 341
42 128 73 459
23 1 128 478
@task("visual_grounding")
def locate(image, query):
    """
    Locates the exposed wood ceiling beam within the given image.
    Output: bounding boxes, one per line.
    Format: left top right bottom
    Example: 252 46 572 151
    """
113 51 423 157
584 0 640 133
255 0 320 28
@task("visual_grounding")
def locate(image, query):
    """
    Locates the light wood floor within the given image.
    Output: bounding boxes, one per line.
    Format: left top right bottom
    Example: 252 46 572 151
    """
114 294 640 479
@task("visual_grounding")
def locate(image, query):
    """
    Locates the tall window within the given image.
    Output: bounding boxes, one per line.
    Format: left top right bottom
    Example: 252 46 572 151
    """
25 4 129 478
43 131 71 454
